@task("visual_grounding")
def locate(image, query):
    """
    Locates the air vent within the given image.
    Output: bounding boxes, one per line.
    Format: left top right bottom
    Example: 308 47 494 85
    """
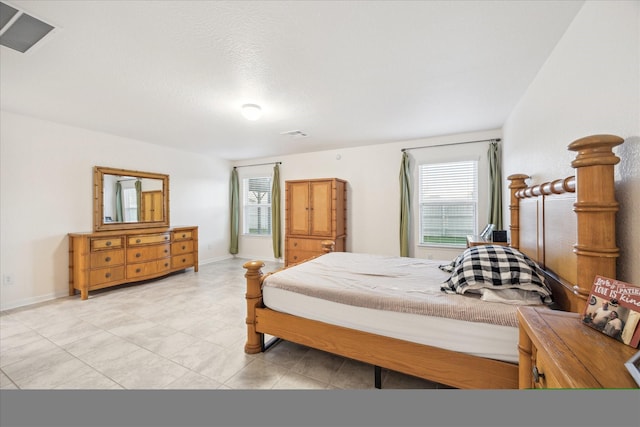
0 1 55 53
280 130 308 138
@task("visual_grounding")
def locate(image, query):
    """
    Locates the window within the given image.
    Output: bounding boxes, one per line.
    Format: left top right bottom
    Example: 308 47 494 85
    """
243 176 272 235
122 187 138 222
418 160 478 246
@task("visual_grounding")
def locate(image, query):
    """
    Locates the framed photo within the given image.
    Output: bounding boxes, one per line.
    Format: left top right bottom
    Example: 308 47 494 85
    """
582 276 640 348
624 351 640 386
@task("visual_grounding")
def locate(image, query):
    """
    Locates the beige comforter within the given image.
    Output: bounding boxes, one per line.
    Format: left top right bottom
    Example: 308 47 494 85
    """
263 252 535 327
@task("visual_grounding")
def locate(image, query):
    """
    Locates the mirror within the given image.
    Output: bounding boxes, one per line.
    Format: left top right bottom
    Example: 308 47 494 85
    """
94 166 170 231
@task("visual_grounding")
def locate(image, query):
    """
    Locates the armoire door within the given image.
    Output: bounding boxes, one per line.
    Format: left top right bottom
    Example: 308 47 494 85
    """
309 180 333 236
287 181 311 235
141 190 163 222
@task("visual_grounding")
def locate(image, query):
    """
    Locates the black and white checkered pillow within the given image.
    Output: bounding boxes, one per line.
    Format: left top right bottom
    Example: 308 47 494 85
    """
439 245 553 304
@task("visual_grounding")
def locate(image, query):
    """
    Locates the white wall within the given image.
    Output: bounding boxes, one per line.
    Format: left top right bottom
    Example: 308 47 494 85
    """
3 1 637 310
233 129 502 264
503 1 640 285
0 111 232 310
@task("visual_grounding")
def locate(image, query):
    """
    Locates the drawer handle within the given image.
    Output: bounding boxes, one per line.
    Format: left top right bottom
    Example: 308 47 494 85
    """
135 253 141 258
532 366 545 383
182 245 186 250
294 242 297 247
136 239 141 243
182 234 186 238
164 249 169 253
105 272 111 278
105 257 111 262
164 236 169 240
293 256 297 260
182 258 186 263
136 268 141 273
106 241 112 246
165 262 169 267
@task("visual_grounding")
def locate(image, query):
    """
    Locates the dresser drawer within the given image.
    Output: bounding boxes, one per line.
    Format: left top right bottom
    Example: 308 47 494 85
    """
172 230 193 241
126 244 170 263
90 249 124 268
531 349 564 389
89 266 125 286
128 233 170 246
91 237 123 251
287 238 324 252
172 253 195 269
127 259 171 279
171 240 194 255
287 250 318 265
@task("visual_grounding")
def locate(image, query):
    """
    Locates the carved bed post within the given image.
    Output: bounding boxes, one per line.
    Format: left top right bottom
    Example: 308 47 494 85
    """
567 134 623 309
243 260 265 354
321 240 335 253
507 174 529 250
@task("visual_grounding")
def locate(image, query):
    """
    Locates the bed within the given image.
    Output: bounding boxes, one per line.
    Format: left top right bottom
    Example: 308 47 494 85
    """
243 134 624 389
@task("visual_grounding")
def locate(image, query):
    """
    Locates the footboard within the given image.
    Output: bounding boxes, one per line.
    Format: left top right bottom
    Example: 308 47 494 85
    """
244 239 335 354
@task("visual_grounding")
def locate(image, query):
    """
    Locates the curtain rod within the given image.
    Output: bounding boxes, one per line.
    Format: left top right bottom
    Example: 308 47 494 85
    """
401 138 500 152
233 161 281 169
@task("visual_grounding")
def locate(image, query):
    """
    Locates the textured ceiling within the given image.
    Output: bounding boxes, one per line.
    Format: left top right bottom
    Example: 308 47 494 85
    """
0 1 584 160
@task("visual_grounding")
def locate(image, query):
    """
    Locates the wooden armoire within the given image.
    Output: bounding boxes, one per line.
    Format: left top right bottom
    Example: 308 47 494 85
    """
285 178 347 266
141 190 163 221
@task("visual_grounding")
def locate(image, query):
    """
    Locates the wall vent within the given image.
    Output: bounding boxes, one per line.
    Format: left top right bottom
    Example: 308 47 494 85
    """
0 1 55 53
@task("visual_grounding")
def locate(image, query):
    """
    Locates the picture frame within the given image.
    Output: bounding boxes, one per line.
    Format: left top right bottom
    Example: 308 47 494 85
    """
492 229 508 242
624 350 640 386
582 276 640 348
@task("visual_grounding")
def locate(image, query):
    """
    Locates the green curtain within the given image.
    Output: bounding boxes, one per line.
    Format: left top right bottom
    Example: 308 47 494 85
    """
135 179 142 221
399 151 411 257
488 141 503 230
229 168 239 255
115 181 123 222
271 164 282 258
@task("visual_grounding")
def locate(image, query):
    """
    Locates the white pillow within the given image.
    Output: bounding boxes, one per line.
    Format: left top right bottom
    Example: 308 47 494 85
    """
480 288 545 305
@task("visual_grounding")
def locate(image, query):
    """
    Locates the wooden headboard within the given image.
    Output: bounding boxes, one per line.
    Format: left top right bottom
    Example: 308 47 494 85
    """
508 134 624 313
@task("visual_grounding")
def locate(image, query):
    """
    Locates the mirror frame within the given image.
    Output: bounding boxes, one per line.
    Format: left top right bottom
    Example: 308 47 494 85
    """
93 166 170 231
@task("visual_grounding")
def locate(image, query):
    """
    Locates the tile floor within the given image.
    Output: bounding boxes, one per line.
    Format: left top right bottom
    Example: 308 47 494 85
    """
0 258 447 390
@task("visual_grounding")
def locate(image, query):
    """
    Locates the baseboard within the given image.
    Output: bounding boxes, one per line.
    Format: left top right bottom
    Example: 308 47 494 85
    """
233 254 284 265
198 254 234 265
0 289 70 313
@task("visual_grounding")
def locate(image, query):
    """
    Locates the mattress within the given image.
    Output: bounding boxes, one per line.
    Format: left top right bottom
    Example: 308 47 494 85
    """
262 252 523 363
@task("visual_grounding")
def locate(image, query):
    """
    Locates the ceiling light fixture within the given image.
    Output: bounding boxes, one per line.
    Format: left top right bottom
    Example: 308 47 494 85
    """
241 104 262 121
280 130 308 138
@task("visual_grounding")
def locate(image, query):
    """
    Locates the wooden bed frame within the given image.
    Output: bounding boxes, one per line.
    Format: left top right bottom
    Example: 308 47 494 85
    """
243 134 624 389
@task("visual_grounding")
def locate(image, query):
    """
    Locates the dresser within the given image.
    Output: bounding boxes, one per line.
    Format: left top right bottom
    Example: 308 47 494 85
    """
285 178 347 266
517 306 638 389
68 226 198 299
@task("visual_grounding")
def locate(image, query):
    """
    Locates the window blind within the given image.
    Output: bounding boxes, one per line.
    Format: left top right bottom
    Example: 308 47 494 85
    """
418 160 478 246
243 176 272 235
